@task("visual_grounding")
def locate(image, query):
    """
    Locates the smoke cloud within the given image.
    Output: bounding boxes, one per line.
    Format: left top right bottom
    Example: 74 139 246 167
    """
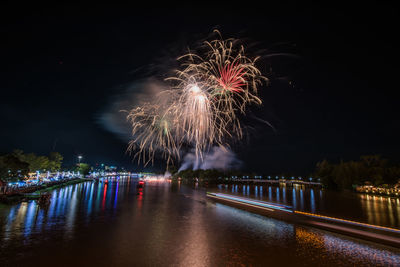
178 146 242 171
98 79 167 142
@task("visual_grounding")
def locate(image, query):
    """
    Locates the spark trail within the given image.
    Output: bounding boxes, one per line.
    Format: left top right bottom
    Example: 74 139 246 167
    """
127 30 267 166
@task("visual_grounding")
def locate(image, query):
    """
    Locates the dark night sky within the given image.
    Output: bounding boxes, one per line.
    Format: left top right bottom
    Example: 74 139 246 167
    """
1 2 399 174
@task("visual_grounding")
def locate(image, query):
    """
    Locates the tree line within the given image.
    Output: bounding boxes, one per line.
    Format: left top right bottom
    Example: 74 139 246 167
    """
313 155 400 190
0 150 63 182
172 169 261 184
173 169 225 181
173 155 400 191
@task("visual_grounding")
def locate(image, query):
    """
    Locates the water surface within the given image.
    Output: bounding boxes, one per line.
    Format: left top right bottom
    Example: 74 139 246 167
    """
215 183 400 228
0 177 399 266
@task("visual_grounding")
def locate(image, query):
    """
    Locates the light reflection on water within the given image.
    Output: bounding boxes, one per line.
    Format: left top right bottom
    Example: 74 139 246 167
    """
217 184 400 228
214 202 400 266
0 178 399 266
1 178 130 246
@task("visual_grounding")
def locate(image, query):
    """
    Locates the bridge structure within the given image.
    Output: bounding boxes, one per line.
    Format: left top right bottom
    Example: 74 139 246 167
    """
90 172 155 178
231 179 322 186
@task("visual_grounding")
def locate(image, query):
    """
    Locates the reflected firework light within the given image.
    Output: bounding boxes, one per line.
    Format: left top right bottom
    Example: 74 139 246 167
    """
127 31 268 166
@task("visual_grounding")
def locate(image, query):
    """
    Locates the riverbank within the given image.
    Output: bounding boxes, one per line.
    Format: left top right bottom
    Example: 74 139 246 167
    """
355 184 400 198
173 177 322 187
0 178 92 204
176 178 400 200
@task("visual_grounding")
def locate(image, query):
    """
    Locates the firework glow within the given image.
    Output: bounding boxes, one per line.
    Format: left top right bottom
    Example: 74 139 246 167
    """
127 30 268 166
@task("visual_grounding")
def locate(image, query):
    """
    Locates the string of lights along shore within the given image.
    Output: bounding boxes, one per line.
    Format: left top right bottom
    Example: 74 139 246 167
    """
127 30 267 166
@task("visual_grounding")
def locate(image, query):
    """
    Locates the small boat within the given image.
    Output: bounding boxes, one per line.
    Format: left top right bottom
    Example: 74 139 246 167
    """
137 181 145 188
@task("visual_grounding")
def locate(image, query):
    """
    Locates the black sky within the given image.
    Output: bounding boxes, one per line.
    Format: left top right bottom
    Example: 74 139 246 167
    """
1 2 399 174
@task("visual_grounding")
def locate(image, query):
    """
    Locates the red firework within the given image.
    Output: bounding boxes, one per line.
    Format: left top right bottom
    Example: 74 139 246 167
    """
217 62 247 93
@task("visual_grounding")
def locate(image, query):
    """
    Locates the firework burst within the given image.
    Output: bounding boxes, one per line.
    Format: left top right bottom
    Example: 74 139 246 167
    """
126 101 179 166
127 31 267 166
217 62 246 93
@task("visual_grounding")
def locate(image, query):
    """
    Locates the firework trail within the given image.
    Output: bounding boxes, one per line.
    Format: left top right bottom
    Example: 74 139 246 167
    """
127 30 267 166
126 92 179 166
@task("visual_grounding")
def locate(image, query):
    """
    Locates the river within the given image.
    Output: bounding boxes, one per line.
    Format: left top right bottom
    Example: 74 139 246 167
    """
214 183 400 228
0 176 399 266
